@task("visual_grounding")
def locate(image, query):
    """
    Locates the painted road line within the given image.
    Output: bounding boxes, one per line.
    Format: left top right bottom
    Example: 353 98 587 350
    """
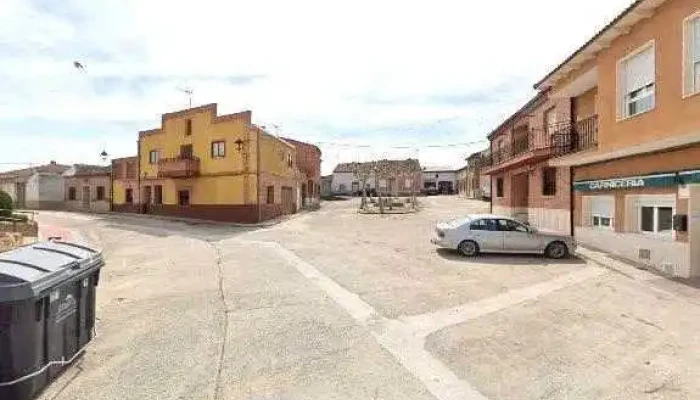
400 266 606 338
241 239 489 400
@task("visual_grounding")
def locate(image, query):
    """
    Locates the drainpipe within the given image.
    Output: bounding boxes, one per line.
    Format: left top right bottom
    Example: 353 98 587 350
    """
137 138 141 214
569 167 575 237
256 127 262 223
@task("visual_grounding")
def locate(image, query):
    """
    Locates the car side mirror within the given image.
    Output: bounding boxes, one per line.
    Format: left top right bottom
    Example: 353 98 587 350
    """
528 227 537 234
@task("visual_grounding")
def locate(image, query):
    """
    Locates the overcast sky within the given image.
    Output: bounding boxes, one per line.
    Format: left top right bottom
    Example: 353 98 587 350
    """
1 0 631 174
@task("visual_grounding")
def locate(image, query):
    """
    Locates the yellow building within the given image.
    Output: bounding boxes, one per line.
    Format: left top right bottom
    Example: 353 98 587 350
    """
112 104 309 223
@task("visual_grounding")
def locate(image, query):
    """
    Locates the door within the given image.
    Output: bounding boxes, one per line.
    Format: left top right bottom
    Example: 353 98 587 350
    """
180 144 193 159
143 186 152 213
468 218 504 252
82 186 90 209
281 186 294 214
498 219 542 252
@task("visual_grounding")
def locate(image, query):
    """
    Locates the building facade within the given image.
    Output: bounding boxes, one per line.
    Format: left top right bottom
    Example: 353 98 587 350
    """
63 164 111 213
422 168 456 194
332 159 422 196
119 104 315 223
482 91 575 234
111 156 140 213
537 0 700 278
283 138 322 209
0 162 69 210
456 165 468 195
464 150 491 200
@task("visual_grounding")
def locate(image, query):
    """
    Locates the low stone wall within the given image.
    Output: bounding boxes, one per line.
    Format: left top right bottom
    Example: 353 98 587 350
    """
0 232 23 252
0 220 39 237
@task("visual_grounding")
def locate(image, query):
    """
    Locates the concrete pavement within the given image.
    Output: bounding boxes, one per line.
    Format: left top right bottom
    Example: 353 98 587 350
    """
31 197 700 399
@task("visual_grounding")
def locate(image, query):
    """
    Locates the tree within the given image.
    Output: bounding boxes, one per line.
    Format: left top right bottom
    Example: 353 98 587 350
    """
0 190 13 217
352 162 374 210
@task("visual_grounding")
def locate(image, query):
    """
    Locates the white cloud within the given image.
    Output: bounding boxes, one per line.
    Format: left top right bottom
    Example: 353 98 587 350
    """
1 0 632 174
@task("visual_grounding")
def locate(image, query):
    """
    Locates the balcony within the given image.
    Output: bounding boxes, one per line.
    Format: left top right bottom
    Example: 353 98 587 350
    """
550 115 598 156
484 115 598 173
157 156 200 178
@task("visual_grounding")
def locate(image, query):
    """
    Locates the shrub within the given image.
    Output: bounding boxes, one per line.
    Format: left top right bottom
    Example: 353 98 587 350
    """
0 190 13 217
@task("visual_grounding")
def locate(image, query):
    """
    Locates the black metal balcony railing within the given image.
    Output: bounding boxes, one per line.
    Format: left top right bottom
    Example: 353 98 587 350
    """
487 115 598 167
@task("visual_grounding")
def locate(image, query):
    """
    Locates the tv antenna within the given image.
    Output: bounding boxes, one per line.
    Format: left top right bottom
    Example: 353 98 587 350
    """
177 87 194 108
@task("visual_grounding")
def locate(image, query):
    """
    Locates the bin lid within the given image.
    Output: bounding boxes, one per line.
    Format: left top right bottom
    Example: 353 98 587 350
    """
0 241 104 302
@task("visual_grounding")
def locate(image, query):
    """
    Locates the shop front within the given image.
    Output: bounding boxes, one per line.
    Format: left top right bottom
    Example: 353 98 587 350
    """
573 154 700 278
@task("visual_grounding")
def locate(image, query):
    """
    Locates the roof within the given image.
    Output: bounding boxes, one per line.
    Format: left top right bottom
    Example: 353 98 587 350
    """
0 162 70 181
486 90 548 140
65 164 111 177
534 0 668 90
281 137 322 155
333 159 421 173
423 166 455 173
139 104 252 138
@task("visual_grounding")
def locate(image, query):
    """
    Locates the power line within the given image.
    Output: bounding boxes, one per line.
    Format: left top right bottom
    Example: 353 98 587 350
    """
315 139 487 149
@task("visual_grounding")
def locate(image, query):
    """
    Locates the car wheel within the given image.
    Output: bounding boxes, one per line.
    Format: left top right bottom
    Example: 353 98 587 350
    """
458 240 479 257
545 241 569 259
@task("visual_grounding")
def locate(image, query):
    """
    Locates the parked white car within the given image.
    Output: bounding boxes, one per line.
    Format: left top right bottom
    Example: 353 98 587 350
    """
431 214 576 259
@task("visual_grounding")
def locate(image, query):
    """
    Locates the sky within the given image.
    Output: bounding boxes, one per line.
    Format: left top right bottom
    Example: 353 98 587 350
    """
1 0 632 174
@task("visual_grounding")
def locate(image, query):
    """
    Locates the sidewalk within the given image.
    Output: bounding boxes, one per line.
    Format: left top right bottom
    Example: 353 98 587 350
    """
577 246 700 305
102 210 304 228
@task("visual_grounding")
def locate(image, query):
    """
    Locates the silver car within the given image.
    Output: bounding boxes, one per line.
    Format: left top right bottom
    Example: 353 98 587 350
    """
431 214 576 259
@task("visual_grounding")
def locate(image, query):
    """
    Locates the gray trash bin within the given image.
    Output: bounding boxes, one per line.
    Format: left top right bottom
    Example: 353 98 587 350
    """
0 241 104 400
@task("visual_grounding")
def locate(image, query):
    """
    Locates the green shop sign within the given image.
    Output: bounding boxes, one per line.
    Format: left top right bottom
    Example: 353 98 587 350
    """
573 173 678 191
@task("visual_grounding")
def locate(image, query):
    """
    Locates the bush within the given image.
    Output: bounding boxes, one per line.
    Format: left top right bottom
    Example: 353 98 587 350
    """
0 190 12 217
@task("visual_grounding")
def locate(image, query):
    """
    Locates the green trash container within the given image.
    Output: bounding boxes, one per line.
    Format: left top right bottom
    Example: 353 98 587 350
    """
0 241 104 400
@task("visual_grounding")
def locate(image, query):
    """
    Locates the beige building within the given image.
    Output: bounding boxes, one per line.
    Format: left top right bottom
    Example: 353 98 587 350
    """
539 0 700 277
63 164 111 213
0 161 69 209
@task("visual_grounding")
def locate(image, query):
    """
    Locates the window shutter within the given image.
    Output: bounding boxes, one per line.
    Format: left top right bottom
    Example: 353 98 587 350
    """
589 196 614 217
625 46 655 94
694 18 700 60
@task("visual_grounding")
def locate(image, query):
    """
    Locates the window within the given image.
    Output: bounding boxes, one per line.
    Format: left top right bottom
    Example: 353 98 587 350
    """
185 119 192 136
211 141 225 158
619 43 655 118
542 168 557 196
640 206 674 234
125 188 134 204
149 150 159 164
267 186 275 204
96 186 105 201
496 177 504 198
286 153 293 168
154 185 163 205
497 219 529 232
68 187 77 200
684 14 700 96
544 107 557 135
588 195 614 229
180 144 193 159
470 218 498 231
177 190 190 206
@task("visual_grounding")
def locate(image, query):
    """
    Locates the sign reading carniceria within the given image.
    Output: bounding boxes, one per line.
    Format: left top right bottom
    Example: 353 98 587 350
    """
573 172 678 191
588 178 644 190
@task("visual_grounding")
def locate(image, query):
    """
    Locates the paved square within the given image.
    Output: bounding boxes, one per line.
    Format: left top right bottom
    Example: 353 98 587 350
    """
29 196 700 400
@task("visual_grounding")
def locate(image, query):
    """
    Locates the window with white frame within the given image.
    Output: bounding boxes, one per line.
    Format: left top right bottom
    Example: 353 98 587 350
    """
588 195 614 229
639 206 673 234
684 14 700 96
618 43 655 118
